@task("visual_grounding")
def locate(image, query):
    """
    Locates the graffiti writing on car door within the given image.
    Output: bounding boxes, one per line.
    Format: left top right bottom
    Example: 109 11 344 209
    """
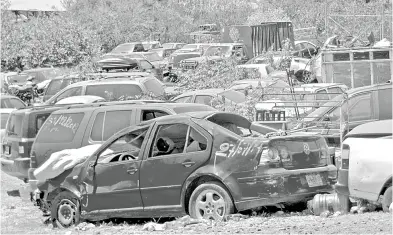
215 139 264 159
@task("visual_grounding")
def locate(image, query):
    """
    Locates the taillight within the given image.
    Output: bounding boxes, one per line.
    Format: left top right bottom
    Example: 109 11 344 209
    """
319 146 328 165
259 147 280 166
19 145 25 154
341 144 350 169
30 151 37 168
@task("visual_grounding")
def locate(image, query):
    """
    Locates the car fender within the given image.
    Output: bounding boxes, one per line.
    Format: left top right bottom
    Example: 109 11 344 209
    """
180 164 242 208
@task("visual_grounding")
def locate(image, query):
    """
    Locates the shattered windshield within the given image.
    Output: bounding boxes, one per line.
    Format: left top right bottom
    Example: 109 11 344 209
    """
204 46 231 56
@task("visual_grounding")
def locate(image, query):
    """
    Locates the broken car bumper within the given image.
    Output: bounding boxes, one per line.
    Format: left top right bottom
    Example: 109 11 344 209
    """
0 157 30 181
333 168 350 196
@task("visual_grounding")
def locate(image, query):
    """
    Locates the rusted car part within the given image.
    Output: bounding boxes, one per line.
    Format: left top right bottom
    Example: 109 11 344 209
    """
34 111 336 227
307 193 350 216
335 120 393 213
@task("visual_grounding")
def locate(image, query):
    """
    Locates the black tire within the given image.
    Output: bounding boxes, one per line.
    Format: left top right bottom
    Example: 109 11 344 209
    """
382 186 392 212
188 181 234 221
50 191 81 228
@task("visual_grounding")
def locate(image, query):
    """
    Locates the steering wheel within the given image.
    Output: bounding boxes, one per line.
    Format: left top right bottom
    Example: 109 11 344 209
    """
118 153 136 161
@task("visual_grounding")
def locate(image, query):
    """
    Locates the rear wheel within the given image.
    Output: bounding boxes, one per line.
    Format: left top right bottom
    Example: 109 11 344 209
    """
50 191 81 228
189 182 234 221
382 186 392 212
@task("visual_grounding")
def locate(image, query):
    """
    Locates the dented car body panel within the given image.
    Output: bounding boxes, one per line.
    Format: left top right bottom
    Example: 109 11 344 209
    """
36 111 336 220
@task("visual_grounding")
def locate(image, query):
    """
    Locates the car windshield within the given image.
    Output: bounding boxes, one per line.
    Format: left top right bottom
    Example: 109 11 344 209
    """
46 79 70 96
111 44 135 53
304 94 344 119
182 45 198 50
204 46 231 56
145 53 161 62
1 113 9 129
85 84 143 101
8 74 29 84
162 43 175 49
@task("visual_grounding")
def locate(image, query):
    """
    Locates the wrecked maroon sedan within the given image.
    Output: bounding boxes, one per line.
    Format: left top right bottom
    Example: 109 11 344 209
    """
34 111 337 227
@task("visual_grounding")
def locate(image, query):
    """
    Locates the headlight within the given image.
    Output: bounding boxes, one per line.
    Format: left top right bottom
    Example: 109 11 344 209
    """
268 148 279 161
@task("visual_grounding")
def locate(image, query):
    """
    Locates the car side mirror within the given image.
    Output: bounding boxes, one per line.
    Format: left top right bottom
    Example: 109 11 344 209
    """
323 116 330 122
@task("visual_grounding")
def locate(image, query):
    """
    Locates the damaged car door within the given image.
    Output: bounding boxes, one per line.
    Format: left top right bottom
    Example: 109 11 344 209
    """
139 120 212 210
83 126 151 213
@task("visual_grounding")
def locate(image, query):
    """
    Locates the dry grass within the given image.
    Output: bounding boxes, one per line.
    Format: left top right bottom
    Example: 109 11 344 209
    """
1 171 392 234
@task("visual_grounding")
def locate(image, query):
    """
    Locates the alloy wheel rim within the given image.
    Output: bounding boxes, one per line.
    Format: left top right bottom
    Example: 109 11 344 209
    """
195 189 226 220
57 199 76 227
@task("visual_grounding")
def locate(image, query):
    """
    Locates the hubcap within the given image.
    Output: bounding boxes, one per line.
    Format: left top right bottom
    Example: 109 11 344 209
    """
57 199 76 227
195 190 226 220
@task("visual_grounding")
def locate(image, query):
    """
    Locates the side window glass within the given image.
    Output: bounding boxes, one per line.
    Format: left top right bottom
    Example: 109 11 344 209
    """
9 98 25 109
0 99 7 108
143 79 164 97
55 87 82 103
195 95 213 105
90 112 105 141
150 123 188 158
316 90 329 101
185 127 207 153
142 110 169 121
140 60 153 70
103 110 132 141
173 96 192 103
98 127 149 163
327 87 342 99
348 95 372 121
90 111 132 142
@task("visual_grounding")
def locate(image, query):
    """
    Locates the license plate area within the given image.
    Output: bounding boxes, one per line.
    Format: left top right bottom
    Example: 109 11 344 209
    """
305 174 325 187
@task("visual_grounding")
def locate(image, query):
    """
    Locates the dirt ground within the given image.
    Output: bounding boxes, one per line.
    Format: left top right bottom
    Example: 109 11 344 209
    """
1 171 392 234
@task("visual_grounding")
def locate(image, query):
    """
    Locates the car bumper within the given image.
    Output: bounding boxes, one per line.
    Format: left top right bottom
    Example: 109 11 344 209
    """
334 169 350 196
0 156 30 180
235 165 337 211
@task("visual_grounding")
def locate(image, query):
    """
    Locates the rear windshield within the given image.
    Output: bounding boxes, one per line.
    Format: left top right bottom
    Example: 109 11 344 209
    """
145 53 161 62
1 113 10 129
6 113 24 137
162 43 175 49
35 113 85 143
85 84 143 101
173 105 216 113
111 44 135 53
46 79 71 96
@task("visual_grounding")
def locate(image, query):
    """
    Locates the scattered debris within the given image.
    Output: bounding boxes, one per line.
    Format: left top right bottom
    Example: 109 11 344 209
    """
9 205 15 209
274 211 285 216
319 211 332 218
75 222 95 231
333 211 342 217
64 231 72 235
142 222 166 231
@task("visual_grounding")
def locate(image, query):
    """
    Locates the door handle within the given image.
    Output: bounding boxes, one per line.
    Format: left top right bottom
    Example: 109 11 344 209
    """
127 168 138 174
182 161 195 168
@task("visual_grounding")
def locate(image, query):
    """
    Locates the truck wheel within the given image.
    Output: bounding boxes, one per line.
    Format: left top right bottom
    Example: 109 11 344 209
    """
382 186 392 212
189 181 234 221
50 191 81 228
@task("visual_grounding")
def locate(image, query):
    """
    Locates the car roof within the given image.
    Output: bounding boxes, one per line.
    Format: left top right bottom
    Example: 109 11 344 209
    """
50 102 213 113
65 77 151 87
175 88 225 97
347 83 392 94
0 108 16 114
210 43 244 46
0 94 19 99
23 68 57 72
346 119 392 138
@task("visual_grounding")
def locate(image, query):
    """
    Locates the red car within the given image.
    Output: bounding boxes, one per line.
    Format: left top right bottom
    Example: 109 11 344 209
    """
34 111 337 228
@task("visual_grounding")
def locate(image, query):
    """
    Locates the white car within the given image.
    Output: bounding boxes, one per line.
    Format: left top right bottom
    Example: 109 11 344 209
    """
335 120 393 212
55 95 105 105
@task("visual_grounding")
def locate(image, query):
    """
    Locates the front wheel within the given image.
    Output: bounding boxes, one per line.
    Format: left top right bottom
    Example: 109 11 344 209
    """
382 186 392 212
50 191 81 228
189 182 234 221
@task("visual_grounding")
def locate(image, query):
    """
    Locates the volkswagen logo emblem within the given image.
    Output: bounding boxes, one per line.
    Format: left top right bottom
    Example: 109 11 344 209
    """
303 143 310 155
